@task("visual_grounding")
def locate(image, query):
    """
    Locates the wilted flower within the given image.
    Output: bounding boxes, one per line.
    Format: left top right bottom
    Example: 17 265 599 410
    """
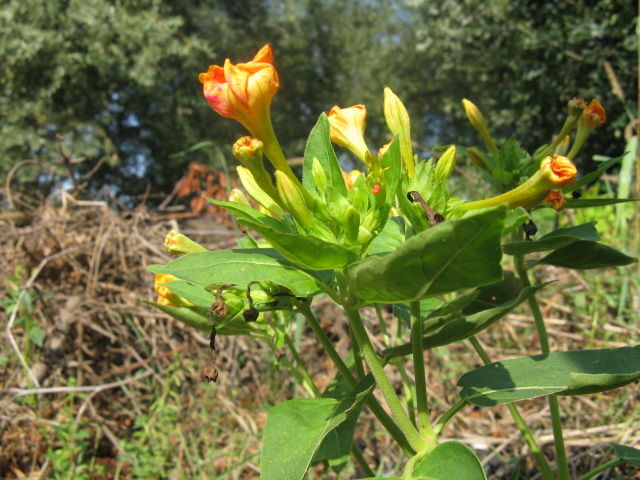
543 190 567 211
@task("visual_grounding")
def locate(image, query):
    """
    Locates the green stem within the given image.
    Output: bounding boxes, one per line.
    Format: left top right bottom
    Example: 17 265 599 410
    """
344 305 429 453
468 336 555 480
433 398 467 435
349 323 367 380
376 305 417 425
351 444 376 478
282 332 321 397
576 459 624 480
299 304 415 455
409 301 436 441
514 247 569 480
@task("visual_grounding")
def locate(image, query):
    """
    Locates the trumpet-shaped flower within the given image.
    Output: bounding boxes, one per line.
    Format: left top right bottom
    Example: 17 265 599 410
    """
199 45 279 142
462 155 577 211
328 105 370 163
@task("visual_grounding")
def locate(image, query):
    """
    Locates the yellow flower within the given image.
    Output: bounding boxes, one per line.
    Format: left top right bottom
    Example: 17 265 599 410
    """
154 273 189 307
327 105 370 162
199 45 279 142
341 169 363 190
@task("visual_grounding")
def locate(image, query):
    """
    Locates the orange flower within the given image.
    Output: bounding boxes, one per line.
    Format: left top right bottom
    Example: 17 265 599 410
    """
544 190 566 211
154 273 186 306
199 45 279 142
582 99 606 129
327 105 370 162
341 169 363 190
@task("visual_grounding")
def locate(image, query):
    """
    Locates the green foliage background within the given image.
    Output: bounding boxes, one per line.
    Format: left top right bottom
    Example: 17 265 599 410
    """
1 0 636 202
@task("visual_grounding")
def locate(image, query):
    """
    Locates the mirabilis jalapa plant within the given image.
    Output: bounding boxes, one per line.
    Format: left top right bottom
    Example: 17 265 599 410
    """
149 45 639 479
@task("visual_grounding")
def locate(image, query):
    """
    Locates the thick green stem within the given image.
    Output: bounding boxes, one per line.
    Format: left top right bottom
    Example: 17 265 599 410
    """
409 301 436 441
344 305 429 453
468 336 555 480
514 247 569 480
299 304 415 455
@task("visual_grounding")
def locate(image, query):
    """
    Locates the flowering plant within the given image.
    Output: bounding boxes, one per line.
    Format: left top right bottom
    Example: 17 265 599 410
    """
150 45 638 479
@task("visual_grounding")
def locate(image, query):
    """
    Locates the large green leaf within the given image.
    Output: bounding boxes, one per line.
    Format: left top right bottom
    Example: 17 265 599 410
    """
532 241 636 269
303 113 347 197
261 377 374 480
503 222 600 255
462 271 522 315
209 199 292 232
369 217 406 255
237 216 359 270
148 249 332 297
344 207 506 306
410 441 486 480
613 443 640 468
384 285 544 361
458 345 640 406
313 376 373 474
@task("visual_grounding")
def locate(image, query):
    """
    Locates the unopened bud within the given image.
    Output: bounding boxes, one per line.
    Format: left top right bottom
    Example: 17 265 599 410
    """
229 188 252 208
343 206 360 244
276 170 313 227
434 145 456 181
462 99 496 148
311 157 328 192
467 148 491 172
237 166 284 217
383 88 415 177
165 230 208 255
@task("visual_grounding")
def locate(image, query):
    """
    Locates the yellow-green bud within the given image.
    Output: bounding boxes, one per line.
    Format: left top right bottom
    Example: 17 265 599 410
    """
357 208 382 244
343 206 360 245
311 157 328 192
237 166 284 217
229 188 252 208
276 170 313 228
164 230 208 255
462 99 496 149
434 145 456 182
383 88 415 177
467 148 491 172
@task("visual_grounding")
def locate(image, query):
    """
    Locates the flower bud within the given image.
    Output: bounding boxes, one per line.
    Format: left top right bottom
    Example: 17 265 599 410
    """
467 147 491 172
567 97 587 119
237 166 284 217
165 230 208 255
327 105 370 162
383 88 415 177
311 157 328 192
434 145 456 182
568 99 606 159
229 188 252 208
343 206 361 245
276 170 313 227
462 155 577 211
462 99 496 148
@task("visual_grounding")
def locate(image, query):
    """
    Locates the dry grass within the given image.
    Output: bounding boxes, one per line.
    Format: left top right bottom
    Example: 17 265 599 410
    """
1 202 638 479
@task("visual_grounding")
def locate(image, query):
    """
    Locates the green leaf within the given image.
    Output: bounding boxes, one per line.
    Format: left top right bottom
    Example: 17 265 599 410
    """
411 441 486 479
261 377 374 480
344 207 506 306
209 199 292 233
462 271 522 315
564 198 640 208
303 113 347 197
502 207 529 236
145 301 210 331
369 217 406 255
163 280 245 327
532 241 636 269
27 327 45 348
238 216 359 270
613 443 640 468
149 249 332 297
458 345 640 406
313 376 373 473
384 284 544 361
564 156 622 193
503 222 600 255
